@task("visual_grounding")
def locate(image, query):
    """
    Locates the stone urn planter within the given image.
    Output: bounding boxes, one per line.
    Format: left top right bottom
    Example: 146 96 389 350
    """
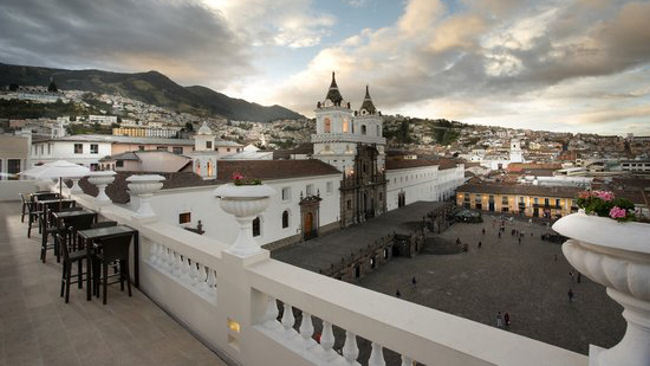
214 183 276 257
553 211 650 366
87 171 116 203
127 175 165 219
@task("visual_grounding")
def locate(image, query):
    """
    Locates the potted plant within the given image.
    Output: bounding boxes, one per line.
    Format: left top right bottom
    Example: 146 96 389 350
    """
214 173 276 256
552 191 649 366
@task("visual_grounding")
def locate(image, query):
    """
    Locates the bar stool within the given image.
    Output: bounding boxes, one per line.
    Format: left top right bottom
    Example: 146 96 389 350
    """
93 235 133 305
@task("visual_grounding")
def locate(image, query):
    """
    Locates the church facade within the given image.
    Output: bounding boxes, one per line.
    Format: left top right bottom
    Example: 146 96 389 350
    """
312 73 387 226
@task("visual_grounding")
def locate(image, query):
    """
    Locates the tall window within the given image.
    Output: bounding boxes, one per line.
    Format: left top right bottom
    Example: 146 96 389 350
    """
74 144 83 154
326 181 333 193
157 146 167 151
342 120 349 133
281 187 291 201
90 144 98 154
306 184 314 196
138 145 145 151
282 210 289 228
47 144 51 155
207 161 213 176
324 118 331 133
173 147 183 154
252 217 261 237
206 141 212 149
361 125 367 135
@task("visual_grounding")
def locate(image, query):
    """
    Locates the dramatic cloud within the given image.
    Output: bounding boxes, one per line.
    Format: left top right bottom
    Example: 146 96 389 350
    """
1 0 649 134
262 0 650 134
0 0 250 88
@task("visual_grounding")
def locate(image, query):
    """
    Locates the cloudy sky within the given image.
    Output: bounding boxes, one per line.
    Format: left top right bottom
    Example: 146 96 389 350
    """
1 0 650 135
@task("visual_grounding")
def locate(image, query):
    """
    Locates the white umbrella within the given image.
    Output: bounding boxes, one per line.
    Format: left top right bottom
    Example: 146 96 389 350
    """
20 160 91 201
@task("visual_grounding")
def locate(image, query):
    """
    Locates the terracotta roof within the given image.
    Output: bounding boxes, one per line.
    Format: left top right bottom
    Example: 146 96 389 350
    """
457 183 581 198
507 163 562 172
78 160 341 203
386 159 458 170
217 160 339 181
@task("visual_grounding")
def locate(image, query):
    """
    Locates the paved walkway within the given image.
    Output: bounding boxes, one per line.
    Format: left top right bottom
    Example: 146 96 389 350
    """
358 214 626 355
0 202 227 366
273 201 447 272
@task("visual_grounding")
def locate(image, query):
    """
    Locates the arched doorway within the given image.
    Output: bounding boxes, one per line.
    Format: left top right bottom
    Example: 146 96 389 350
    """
304 212 314 240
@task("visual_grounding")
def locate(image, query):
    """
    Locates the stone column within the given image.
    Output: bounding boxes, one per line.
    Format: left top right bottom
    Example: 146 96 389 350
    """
87 171 116 204
126 175 165 221
553 211 650 366
214 183 276 257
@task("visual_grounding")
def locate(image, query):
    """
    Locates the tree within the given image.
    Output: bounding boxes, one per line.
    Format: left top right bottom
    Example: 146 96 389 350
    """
185 122 194 132
48 80 58 92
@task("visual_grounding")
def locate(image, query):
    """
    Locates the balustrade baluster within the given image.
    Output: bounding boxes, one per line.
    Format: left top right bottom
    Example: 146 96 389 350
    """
368 342 385 366
342 330 359 365
263 296 282 331
299 312 316 349
172 252 182 276
197 264 210 292
319 320 338 362
400 355 413 366
206 268 216 288
149 242 158 265
281 303 298 340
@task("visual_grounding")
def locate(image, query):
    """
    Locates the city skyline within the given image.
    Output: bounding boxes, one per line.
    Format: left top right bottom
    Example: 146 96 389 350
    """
1 0 649 135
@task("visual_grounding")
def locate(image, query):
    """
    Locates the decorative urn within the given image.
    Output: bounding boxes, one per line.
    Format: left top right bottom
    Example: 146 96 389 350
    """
553 211 650 366
126 174 165 219
87 171 116 202
214 183 276 257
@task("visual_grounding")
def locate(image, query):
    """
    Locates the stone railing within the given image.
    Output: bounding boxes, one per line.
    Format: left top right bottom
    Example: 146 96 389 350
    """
64 175 593 366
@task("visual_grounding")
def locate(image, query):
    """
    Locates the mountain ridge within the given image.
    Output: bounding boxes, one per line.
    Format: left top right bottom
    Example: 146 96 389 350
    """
0 62 304 122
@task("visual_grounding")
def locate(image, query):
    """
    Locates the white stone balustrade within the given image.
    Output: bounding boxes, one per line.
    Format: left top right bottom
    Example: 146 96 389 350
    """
553 211 650 366
64 185 591 366
126 174 165 220
87 171 116 203
145 240 218 304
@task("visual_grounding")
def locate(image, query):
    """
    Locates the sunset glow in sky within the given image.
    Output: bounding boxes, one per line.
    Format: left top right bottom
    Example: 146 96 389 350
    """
2 0 649 134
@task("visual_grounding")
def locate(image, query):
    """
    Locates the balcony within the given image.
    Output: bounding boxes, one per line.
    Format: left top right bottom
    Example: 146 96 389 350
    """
5 176 648 366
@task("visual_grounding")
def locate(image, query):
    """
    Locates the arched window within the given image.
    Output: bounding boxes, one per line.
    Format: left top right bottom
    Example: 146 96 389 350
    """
282 210 289 228
252 217 261 237
342 120 349 133
324 118 331 133
207 161 213 176
195 160 201 175
376 125 380 136
361 125 367 135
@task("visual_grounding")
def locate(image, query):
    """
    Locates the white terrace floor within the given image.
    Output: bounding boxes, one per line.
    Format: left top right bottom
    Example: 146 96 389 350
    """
0 202 227 366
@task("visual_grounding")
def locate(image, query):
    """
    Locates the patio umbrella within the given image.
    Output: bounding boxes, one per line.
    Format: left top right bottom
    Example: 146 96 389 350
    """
20 160 91 204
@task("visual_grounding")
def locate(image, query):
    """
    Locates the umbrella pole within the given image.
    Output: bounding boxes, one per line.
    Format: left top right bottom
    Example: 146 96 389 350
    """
59 177 63 210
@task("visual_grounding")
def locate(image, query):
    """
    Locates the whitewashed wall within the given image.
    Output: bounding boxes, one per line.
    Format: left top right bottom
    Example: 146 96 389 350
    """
31 140 112 167
386 164 464 211
148 174 341 246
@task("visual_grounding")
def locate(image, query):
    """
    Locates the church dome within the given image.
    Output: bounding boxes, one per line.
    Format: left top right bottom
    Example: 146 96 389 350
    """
197 121 213 135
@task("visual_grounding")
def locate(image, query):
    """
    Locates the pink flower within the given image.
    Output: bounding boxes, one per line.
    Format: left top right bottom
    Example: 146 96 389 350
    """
596 191 615 201
609 206 627 219
232 172 244 180
578 191 591 199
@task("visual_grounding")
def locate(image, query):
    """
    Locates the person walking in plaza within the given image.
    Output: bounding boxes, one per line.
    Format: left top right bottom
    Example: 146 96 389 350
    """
396 289 401 298
568 288 574 302
411 276 417 286
478 241 482 249
504 312 511 327
482 228 486 235
518 237 521 245
569 271 574 282
496 312 504 328
577 273 581 283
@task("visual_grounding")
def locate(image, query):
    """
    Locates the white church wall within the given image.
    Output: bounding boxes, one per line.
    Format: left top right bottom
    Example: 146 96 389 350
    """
148 174 341 246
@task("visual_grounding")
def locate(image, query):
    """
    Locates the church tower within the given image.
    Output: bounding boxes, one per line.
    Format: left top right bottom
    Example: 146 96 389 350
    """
312 72 356 174
354 85 385 170
509 138 523 163
311 73 387 226
190 122 217 179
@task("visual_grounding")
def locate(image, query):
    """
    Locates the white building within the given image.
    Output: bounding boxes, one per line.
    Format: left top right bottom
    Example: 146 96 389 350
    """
88 115 118 125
